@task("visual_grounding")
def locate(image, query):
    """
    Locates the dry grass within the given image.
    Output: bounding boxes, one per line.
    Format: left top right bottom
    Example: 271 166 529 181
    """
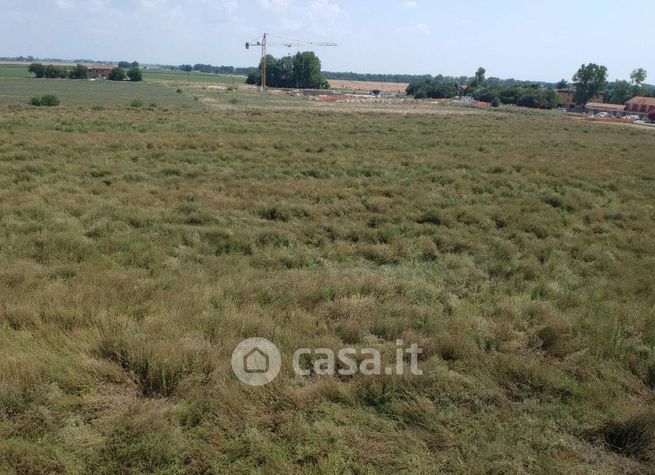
328 79 409 93
0 99 654 473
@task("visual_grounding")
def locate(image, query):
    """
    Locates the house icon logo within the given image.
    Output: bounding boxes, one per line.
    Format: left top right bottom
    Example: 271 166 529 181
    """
231 338 281 386
244 347 269 374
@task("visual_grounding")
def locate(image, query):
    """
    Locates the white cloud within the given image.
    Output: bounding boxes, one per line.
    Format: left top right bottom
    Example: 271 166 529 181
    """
256 0 345 35
259 0 293 10
140 0 167 8
397 22 431 35
401 1 417 7
55 0 73 9
414 22 430 34
308 0 342 31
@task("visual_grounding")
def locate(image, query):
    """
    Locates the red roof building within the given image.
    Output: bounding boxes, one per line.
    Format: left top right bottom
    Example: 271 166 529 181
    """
625 96 655 115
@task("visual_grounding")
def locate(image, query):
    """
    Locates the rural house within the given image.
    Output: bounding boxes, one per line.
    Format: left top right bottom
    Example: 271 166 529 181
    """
557 88 604 109
625 96 655 116
556 88 576 108
584 102 626 115
85 63 114 79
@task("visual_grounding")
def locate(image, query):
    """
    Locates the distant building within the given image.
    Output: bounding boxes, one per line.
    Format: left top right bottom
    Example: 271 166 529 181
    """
584 102 626 115
625 96 655 116
556 88 604 109
556 88 577 108
85 64 114 79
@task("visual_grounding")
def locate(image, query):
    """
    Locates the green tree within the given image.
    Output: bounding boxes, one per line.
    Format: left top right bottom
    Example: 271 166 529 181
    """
630 68 647 86
247 52 328 89
108 67 126 81
179 64 193 72
469 67 487 92
127 67 143 82
406 78 458 99
245 71 258 85
572 63 608 105
68 64 89 80
44 64 67 79
28 63 46 78
118 61 131 69
630 68 647 96
261 55 281 88
556 79 568 89
292 51 328 89
607 80 632 104
271 55 294 88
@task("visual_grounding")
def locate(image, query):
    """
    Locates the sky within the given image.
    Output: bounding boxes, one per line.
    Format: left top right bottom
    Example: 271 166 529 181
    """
1 0 653 82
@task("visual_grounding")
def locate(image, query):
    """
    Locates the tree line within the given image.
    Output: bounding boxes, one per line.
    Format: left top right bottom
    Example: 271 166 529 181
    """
28 63 143 82
405 64 652 109
171 64 257 75
405 67 556 109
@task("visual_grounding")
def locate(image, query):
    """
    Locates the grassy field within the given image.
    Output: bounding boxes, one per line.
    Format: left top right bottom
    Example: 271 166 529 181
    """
0 64 243 107
1 89 655 474
0 64 34 79
0 78 199 107
142 69 246 86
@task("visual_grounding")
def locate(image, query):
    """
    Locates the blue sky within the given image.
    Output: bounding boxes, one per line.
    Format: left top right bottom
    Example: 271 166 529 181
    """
2 0 652 82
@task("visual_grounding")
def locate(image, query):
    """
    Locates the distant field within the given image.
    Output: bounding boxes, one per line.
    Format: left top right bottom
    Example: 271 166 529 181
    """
143 69 247 86
0 78 196 107
0 65 243 106
330 79 409 93
0 63 33 79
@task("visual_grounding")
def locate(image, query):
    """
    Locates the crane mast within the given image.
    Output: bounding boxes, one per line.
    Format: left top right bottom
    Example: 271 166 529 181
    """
245 33 337 91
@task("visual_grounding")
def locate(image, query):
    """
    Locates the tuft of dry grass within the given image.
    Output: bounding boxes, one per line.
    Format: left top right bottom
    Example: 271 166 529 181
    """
603 412 655 460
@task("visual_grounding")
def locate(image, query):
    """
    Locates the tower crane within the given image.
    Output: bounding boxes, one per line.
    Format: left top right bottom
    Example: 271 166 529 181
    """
245 33 337 90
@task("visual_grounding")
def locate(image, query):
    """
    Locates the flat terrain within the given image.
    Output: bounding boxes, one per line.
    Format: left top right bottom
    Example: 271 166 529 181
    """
0 64 34 79
141 69 246 86
0 64 245 107
1 70 655 473
329 79 409 93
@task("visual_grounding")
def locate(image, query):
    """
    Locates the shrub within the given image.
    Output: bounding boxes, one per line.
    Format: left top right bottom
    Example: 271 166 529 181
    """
127 67 143 82
40 95 60 106
68 64 88 80
44 64 67 79
108 67 126 81
491 97 501 107
29 95 60 107
476 85 558 109
406 78 459 99
130 99 143 108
